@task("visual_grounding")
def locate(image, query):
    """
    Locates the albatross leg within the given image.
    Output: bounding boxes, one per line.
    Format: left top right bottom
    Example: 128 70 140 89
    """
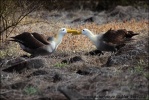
111 43 126 56
116 44 126 51
111 46 123 56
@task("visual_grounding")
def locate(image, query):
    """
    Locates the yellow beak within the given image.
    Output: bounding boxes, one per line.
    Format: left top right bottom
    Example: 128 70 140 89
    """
67 29 81 35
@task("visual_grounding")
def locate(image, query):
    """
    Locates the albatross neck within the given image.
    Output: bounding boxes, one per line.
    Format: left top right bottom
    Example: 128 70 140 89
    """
85 31 97 43
54 33 64 49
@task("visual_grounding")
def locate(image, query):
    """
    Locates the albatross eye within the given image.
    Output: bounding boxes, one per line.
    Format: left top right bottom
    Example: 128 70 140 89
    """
62 29 65 31
83 30 85 31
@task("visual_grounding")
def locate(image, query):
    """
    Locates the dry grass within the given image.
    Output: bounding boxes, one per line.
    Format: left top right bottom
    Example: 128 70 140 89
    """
0 17 148 58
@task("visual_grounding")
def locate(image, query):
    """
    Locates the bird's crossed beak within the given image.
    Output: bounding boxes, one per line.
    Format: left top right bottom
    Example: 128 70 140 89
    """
67 29 81 35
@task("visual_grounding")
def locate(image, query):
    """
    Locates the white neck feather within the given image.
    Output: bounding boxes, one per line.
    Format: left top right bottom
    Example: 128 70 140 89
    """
54 33 64 49
85 31 97 44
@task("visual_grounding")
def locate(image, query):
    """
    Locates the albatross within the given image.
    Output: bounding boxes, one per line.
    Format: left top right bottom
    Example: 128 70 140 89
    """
71 28 139 55
10 28 79 56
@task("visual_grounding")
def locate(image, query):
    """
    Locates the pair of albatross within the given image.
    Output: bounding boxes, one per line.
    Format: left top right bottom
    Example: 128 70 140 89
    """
71 28 139 55
10 28 138 56
10 28 79 56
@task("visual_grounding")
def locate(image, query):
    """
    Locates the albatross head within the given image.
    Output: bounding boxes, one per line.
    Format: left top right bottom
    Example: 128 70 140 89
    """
81 29 93 35
53 28 80 49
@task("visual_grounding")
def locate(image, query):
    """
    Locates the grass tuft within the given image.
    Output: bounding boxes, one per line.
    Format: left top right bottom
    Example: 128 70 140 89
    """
24 86 38 95
54 62 67 68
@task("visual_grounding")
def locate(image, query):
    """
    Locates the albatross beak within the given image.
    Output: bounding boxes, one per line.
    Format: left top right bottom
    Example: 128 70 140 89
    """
67 29 81 35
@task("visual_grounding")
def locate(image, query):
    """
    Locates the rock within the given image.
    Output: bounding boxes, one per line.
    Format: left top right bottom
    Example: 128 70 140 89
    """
10 82 30 89
108 6 137 18
104 37 148 67
71 18 82 23
61 56 83 64
26 70 48 78
2 57 47 73
85 50 104 56
84 17 94 22
76 67 101 75
3 81 32 89
76 70 90 75
52 73 62 83
1 57 26 68
58 86 84 100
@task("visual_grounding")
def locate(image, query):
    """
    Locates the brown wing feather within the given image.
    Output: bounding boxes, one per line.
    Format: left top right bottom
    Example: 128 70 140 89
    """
11 32 45 49
103 29 134 44
31 32 50 45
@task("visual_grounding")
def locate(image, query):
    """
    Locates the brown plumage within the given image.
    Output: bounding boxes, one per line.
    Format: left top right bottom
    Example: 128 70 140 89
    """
103 28 139 44
10 32 46 49
31 32 50 45
10 32 52 55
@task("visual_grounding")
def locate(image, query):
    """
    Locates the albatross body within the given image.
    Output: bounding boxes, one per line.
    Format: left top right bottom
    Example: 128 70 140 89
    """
72 28 138 54
10 28 78 56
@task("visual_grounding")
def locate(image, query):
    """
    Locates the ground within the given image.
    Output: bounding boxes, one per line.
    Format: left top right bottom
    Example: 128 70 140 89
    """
0 6 149 100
